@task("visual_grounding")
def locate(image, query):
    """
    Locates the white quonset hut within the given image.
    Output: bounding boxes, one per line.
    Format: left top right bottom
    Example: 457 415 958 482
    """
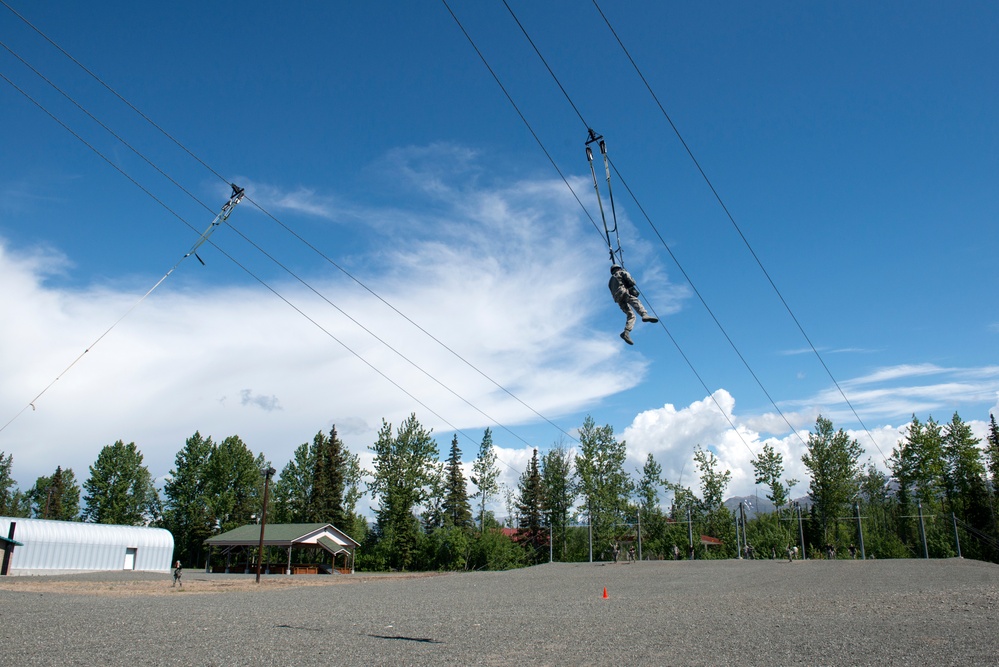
0 517 174 575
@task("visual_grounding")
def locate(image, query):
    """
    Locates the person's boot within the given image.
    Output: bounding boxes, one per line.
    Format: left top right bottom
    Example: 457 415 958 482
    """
620 331 633 345
642 315 658 323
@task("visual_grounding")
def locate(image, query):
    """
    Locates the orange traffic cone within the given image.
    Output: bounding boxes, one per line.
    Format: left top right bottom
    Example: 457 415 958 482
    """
602 587 608 599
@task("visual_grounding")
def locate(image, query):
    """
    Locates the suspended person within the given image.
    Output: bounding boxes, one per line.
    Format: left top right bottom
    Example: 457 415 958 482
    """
609 265 657 345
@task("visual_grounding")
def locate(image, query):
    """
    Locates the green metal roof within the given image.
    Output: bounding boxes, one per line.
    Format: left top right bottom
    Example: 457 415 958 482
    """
0 535 24 547
204 523 328 545
203 523 359 547
317 535 350 555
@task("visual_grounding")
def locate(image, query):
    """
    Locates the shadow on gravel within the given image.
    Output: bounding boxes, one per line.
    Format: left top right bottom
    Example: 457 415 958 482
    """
275 624 323 632
367 634 442 644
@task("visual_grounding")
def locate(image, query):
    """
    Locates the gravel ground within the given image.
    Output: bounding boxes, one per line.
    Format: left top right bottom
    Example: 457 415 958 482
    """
2 558 997 666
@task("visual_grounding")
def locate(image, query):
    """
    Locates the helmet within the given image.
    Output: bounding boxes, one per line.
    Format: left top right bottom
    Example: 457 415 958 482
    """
610 264 621 274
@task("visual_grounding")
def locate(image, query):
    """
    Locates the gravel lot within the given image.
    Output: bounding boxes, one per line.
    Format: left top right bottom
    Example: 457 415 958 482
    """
2 558 997 666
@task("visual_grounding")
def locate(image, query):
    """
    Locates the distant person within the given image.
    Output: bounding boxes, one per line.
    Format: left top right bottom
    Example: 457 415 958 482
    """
173 560 183 588
786 546 794 563
612 541 621 563
628 545 636 563
609 264 657 345
672 544 680 561
849 544 857 559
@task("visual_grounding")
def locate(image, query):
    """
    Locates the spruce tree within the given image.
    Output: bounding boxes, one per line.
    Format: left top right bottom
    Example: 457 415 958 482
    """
29 467 78 520
515 448 546 562
985 414 999 490
943 412 991 555
442 435 473 528
310 427 350 528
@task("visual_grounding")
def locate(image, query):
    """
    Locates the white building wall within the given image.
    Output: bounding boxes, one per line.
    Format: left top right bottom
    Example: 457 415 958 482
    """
0 517 173 574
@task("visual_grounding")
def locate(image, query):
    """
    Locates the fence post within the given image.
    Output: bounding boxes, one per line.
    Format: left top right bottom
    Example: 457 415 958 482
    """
952 513 962 558
796 502 806 560
735 511 742 559
856 502 866 560
918 501 929 559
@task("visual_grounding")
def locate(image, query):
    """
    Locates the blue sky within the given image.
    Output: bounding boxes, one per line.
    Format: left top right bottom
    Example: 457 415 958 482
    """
1 1 997 511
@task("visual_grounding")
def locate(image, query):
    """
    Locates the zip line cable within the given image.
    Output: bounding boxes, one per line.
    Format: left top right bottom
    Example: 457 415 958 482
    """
589 0 887 464
1 0 579 454
446 0 760 460
0 75 246 433
0 38 525 474
585 129 624 266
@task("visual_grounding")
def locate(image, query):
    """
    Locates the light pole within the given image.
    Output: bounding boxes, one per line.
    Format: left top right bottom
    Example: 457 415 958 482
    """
255 466 276 584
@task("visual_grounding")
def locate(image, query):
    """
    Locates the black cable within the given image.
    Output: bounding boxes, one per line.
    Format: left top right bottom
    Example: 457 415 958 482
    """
590 0 887 464
487 0 765 458
0 18 526 474
1 0 576 459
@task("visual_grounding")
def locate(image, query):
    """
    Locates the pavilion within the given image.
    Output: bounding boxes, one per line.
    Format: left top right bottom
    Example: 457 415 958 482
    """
204 523 359 575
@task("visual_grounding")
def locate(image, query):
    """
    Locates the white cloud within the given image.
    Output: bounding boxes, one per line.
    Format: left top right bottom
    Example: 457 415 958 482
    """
0 150 688 494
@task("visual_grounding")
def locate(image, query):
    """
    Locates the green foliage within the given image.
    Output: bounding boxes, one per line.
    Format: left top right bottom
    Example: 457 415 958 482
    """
891 416 947 506
420 521 473 571
310 426 359 531
83 440 158 525
515 449 546 563
272 440 316 523
752 443 796 510
802 416 863 541
28 466 80 520
693 445 733 543
985 414 999 485
470 428 500 533
0 452 19 516
541 443 575 561
637 453 662 513
441 435 473 529
162 432 214 565
466 528 525 571
575 416 632 555
204 435 264 532
367 414 440 571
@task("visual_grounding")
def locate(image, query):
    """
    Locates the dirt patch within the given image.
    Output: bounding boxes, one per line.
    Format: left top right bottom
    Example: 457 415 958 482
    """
0 571 444 597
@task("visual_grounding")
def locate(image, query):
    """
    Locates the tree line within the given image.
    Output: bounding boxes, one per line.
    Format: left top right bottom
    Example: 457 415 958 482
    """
2 410 997 569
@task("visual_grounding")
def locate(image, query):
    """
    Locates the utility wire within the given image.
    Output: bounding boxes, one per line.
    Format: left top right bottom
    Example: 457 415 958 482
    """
446 0 761 459
1 0 575 457
0 70 493 460
0 22 522 472
590 0 887 464
0 71 232 434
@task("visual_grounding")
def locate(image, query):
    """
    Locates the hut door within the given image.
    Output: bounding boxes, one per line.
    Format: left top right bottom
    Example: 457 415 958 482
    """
123 547 137 570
